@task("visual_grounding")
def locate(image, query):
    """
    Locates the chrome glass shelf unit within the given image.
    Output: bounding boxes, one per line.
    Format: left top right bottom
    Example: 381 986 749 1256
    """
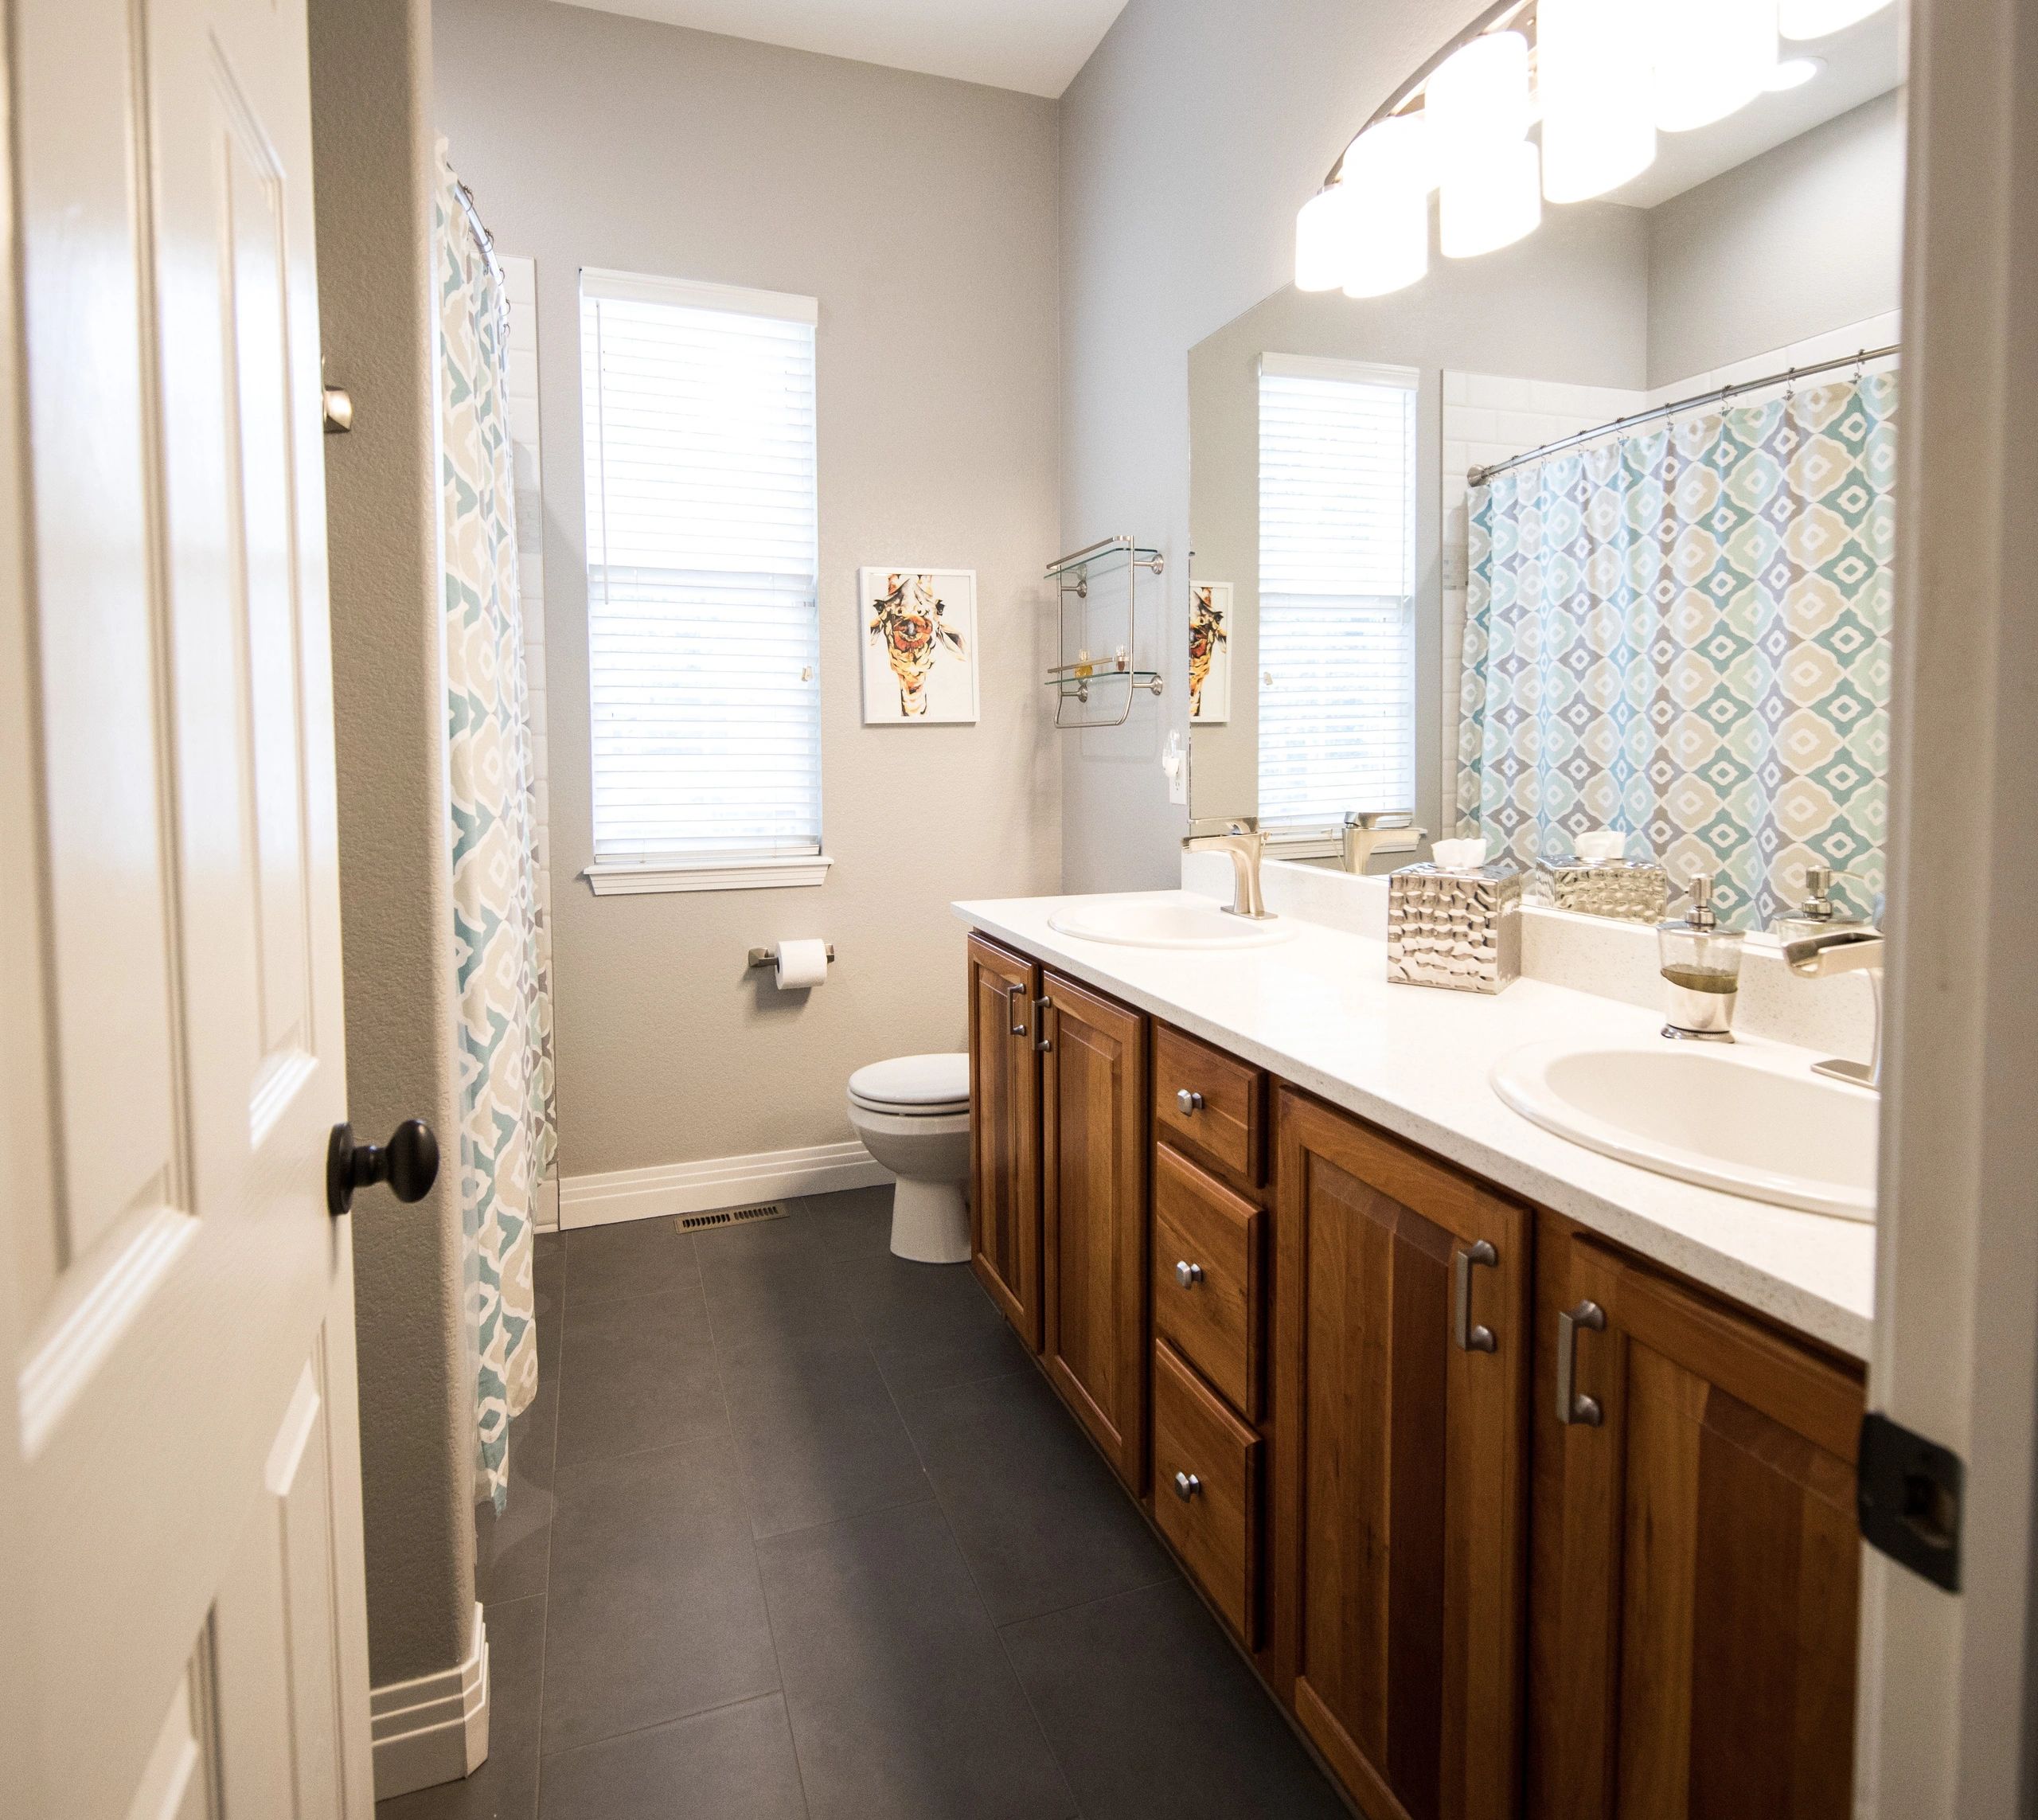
1044 535 1166 730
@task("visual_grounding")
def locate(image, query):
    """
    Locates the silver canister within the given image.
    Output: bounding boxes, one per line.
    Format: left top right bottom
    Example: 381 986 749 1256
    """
1544 855 1671 924
1386 861 1525 994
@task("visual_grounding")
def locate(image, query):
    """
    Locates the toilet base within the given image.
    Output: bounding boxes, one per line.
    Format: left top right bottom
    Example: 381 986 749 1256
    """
890 1176 970 1265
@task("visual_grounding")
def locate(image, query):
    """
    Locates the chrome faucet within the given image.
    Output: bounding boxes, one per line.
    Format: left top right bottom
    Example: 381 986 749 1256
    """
1341 810 1425 875
1183 820 1275 920
1780 925 1886 1089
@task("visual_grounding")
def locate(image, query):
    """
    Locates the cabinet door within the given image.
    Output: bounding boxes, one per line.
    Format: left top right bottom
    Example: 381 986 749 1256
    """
1528 1230 1863 1820
1274 1089 1530 1820
1040 970 1150 1489
967 934 1041 1349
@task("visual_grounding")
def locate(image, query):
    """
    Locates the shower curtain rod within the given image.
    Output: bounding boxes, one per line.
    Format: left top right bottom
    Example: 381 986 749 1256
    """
451 174 512 342
1466 342 1900 487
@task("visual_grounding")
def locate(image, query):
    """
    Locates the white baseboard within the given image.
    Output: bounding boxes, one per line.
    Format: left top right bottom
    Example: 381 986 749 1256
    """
369 1602 490 1800
533 1174 560 1233
560 1138 889 1232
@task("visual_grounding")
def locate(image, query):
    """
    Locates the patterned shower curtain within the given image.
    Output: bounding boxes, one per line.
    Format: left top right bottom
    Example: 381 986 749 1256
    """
436 157 557 1509
1457 371 1896 930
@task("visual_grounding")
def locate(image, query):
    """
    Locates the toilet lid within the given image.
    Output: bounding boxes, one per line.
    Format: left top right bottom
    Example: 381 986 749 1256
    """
849 1052 970 1112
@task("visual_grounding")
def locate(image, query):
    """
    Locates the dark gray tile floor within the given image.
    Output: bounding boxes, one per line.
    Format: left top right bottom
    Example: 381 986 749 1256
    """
381 1185 1348 1820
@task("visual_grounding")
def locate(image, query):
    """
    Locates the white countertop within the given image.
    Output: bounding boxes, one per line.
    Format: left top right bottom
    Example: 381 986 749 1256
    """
954 889 1876 1359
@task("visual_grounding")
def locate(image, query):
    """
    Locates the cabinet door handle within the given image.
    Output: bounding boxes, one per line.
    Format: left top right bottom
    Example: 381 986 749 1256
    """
1176 1088 1204 1115
1453 1240 1499 1353
1033 996 1053 1053
1174 1260 1204 1289
1007 982 1028 1037
1172 1470 1202 1502
1556 1299 1607 1426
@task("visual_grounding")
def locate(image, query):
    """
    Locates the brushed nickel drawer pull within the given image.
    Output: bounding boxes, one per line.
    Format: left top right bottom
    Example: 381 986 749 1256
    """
1453 1240 1499 1353
1033 996 1052 1053
1176 1088 1204 1115
1174 1260 1204 1289
1172 1470 1202 1502
1007 982 1028 1037
1556 1299 1607 1427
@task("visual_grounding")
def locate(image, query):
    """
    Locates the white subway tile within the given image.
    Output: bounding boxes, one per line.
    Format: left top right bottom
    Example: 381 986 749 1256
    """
1443 370 1468 406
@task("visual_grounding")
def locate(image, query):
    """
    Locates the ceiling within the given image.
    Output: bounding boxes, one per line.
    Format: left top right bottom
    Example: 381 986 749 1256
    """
549 0 1131 98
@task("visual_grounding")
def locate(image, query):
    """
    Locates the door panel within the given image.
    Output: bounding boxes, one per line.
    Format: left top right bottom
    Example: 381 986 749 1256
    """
1529 1231 1862 1820
1040 971 1149 1489
967 935 1040 1347
1275 1090 1529 1820
2 0 370 1809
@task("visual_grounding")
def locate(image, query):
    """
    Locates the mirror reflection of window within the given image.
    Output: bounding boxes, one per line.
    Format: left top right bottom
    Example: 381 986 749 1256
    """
1255 357 1418 835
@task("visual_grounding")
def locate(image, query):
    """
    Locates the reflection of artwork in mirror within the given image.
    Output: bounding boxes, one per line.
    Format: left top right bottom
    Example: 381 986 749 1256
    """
1189 582 1231 722
860 567 978 724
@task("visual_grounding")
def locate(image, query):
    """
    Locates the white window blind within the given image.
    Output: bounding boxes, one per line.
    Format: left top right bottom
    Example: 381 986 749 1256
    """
580 269 821 869
1257 355 1418 833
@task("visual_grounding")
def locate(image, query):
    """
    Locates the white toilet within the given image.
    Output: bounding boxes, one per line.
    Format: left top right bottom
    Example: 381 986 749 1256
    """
846 1053 971 1263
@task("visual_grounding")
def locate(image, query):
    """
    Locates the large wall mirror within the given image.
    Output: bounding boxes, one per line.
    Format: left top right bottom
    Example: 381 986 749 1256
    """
1188 1 1903 930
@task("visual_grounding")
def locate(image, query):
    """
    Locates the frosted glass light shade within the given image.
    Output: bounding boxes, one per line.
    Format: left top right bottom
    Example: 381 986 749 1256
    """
1653 0 1778 132
1295 184 1354 291
1325 116 1433 299
1540 0 1657 202
1779 0 1892 37
1342 183 1430 298
1424 31 1531 184
1442 140 1541 259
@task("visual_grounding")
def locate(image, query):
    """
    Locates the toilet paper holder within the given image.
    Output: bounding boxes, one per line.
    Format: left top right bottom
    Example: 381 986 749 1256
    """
748 944 836 969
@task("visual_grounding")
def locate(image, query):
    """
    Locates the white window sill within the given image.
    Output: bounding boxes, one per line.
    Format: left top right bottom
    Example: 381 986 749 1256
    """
583 855 834 896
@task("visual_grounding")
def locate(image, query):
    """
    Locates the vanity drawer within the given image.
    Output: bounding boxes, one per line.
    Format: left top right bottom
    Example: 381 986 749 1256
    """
1154 1142 1264 1420
1153 1340 1263 1647
1154 1022 1265 1189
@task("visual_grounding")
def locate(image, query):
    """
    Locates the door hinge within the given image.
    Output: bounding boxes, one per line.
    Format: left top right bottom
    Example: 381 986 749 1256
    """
1857 1410 1963 1592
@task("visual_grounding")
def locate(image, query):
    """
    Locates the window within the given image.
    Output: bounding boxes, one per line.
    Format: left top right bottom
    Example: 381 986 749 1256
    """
1256 354 1419 834
580 269 823 892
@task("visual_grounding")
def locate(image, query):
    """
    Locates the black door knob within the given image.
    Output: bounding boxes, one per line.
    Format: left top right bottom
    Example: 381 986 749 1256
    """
327 1119 440 1217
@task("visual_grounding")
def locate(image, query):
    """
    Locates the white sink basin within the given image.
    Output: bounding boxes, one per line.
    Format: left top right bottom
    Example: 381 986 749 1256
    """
1047 892 1294 951
1491 1040 1877 1220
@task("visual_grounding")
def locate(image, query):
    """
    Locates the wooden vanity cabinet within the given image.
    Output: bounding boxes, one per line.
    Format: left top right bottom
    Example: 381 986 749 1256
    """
966 935 1151 1490
1274 1087 1532 1820
1526 1217 1864 1820
966 934 1043 1346
1039 970 1150 1490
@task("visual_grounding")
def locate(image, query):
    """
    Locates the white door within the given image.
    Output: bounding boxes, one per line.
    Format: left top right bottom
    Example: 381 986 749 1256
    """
0 0 375 1810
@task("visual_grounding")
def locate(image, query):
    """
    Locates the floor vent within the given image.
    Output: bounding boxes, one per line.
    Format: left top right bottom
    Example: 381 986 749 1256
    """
678 1201 788 1234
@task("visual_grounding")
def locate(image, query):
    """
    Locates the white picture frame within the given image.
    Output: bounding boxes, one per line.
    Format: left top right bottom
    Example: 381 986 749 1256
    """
859 567 980 724
1190 581 1232 724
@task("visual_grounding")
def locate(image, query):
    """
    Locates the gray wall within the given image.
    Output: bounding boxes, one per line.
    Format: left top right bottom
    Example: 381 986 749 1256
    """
1186 209 1650 834
310 0 475 1690
1058 0 1462 892
432 0 1062 1179
1648 89 1905 386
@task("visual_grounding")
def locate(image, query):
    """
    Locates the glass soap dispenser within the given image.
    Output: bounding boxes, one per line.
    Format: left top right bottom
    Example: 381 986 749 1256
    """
1657 872 1745 1042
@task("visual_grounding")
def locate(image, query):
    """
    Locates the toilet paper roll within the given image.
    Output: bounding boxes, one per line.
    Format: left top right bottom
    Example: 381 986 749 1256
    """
774 939 830 990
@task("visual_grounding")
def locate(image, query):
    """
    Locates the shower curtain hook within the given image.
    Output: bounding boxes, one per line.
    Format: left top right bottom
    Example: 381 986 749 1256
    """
1853 347 1867 381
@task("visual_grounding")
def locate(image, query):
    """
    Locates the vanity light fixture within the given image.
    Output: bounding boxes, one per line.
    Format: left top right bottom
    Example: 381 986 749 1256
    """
1427 29 1541 257
1651 0 1778 132
1341 117 1434 295
1778 0 1894 38
1539 0 1657 203
1293 0 1851 302
1443 139 1543 258
1764 56 1823 89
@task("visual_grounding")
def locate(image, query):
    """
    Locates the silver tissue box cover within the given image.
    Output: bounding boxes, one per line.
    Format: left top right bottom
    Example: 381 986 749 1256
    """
1544 856 1670 924
1387 861 1524 994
